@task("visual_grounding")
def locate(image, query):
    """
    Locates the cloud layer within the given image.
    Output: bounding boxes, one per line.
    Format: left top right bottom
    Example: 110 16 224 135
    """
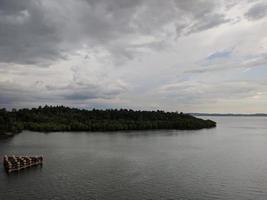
0 0 266 113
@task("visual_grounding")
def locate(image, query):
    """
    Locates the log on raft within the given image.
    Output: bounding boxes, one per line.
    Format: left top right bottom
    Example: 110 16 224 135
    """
3 155 43 173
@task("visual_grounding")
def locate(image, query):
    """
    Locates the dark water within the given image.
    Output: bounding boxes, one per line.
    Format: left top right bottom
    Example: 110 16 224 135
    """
1 117 267 200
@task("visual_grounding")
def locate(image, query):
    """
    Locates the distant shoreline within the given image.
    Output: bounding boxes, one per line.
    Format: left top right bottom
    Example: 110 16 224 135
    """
190 113 267 117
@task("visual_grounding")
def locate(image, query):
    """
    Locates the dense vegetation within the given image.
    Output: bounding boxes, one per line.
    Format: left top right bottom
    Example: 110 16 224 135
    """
0 106 216 137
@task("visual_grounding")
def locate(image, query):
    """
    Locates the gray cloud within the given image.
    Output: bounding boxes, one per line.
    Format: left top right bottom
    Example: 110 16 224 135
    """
47 80 127 101
245 2 267 20
158 81 262 105
0 0 231 66
184 53 267 74
0 77 127 108
186 14 230 34
0 81 49 108
0 0 64 65
1 0 266 112
173 0 230 35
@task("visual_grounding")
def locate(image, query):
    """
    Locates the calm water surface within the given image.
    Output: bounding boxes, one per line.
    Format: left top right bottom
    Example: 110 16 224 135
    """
1 117 267 200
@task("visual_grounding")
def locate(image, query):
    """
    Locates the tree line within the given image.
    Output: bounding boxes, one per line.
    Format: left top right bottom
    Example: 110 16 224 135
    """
0 106 216 135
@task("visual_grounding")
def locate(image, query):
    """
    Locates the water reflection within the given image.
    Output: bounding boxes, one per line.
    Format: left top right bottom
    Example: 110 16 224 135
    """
0 117 267 200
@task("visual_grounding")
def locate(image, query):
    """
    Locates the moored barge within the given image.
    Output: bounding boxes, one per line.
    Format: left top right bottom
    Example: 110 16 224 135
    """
3 155 43 173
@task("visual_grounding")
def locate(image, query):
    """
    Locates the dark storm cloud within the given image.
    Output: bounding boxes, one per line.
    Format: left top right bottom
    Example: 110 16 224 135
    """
185 54 267 74
173 0 230 35
245 2 267 21
0 0 63 65
0 0 232 66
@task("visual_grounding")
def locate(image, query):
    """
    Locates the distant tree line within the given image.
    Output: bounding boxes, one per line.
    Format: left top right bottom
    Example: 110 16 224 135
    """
0 106 216 135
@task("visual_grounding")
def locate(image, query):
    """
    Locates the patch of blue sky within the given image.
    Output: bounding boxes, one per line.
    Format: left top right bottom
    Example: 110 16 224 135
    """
207 50 232 60
240 65 267 81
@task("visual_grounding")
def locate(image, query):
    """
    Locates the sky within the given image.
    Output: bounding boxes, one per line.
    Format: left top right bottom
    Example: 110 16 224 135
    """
0 0 267 113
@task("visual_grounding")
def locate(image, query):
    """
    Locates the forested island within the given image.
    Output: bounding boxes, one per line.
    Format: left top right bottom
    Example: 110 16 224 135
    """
0 106 216 137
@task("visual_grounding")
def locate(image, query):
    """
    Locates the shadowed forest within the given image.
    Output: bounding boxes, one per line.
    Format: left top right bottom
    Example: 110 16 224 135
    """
0 106 216 136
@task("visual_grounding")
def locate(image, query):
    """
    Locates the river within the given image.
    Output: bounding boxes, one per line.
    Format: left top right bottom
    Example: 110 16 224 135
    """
1 116 267 200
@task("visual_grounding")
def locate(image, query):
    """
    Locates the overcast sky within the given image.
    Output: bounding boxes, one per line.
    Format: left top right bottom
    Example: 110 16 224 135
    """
0 0 266 113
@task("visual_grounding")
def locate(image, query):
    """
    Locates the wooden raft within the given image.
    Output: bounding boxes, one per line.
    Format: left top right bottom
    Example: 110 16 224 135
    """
3 155 43 173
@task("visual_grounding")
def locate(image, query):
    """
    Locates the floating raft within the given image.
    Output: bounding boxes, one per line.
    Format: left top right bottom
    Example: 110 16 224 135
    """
3 155 43 173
